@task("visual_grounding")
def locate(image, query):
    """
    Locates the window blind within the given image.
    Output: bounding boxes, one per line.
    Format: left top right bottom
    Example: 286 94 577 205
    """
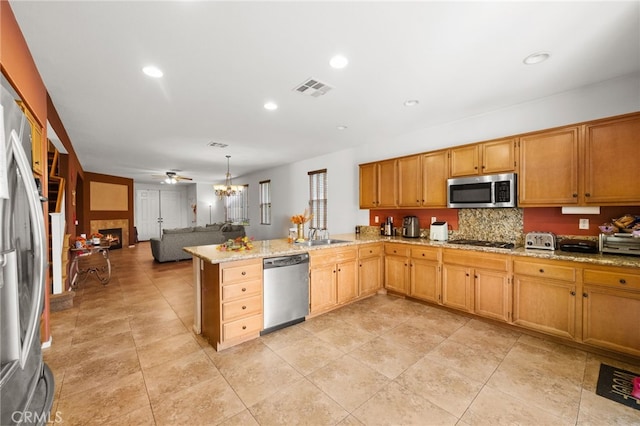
226 185 249 224
259 180 271 225
308 169 327 230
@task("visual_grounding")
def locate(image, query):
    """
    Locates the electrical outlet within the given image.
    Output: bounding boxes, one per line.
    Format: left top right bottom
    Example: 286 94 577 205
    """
431 217 437 224
374 216 379 224
579 218 589 230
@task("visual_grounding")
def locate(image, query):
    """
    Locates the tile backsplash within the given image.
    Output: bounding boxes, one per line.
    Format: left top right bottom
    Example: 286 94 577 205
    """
454 208 524 245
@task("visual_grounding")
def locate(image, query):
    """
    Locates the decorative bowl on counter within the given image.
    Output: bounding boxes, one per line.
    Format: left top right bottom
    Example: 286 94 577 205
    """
598 224 618 234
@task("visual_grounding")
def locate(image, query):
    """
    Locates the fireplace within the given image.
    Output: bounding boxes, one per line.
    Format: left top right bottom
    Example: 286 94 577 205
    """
99 228 122 250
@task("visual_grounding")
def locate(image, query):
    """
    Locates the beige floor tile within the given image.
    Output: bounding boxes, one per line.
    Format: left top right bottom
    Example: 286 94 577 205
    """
56 371 150 425
275 334 345 376
337 415 366 425
502 340 587 384
396 355 484 418
300 312 347 335
249 378 349 425
103 404 156 426
408 307 469 338
130 317 190 347
143 350 222 405
447 318 520 357
315 321 376 353
65 330 136 365
379 322 445 355
259 322 313 352
461 385 571 425
71 316 132 345
217 409 260 426
348 336 423 379
151 375 246 426
308 354 389 412
576 388 640 425
352 381 458 426
425 339 502 383
136 332 202 370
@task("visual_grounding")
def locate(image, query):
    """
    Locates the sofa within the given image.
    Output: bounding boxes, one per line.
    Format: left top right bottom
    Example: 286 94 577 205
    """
150 223 246 262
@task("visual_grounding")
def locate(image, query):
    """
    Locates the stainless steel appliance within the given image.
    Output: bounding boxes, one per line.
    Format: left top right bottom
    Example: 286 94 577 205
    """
429 221 448 241
559 238 598 254
448 239 515 249
599 233 640 256
261 253 309 335
447 173 517 208
525 232 557 250
402 216 420 238
1 84 54 425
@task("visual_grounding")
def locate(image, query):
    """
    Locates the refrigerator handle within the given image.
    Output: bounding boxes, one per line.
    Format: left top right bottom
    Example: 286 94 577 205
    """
8 130 46 368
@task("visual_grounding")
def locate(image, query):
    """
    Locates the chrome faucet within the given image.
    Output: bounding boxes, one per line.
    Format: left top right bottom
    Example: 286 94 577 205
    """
309 228 318 240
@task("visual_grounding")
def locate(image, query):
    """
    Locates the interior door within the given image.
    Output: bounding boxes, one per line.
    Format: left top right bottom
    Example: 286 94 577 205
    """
159 190 185 231
135 189 160 240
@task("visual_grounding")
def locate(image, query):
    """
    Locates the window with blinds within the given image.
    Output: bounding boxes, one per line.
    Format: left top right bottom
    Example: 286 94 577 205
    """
308 169 327 230
226 185 249 224
259 180 271 225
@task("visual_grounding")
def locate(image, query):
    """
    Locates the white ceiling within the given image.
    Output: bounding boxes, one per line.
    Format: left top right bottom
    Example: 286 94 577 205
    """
9 1 640 184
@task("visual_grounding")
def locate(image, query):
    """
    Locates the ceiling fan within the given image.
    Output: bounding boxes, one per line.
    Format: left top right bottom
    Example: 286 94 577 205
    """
152 171 193 184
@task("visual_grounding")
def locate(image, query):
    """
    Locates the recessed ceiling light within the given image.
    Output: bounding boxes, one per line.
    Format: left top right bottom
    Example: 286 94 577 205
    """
264 102 278 110
142 65 163 78
523 52 551 65
404 100 420 107
329 55 349 69
337 125 348 130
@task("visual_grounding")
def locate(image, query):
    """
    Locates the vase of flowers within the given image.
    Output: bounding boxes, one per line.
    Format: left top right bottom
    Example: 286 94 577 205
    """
290 209 312 242
91 232 103 245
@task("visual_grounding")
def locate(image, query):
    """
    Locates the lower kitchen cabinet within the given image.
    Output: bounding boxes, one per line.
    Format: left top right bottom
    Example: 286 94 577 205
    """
309 246 358 315
409 247 441 304
442 249 510 322
358 243 383 297
582 266 640 357
201 258 263 351
512 258 578 340
384 243 410 295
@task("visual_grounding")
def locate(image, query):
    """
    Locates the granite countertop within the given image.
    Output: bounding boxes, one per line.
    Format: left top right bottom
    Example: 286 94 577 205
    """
183 233 640 269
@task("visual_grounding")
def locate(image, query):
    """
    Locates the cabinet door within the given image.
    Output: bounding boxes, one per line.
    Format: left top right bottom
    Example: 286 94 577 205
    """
421 150 449 207
481 138 516 174
377 159 398 208
337 260 358 304
397 155 422 207
449 145 479 177
359 255 382 296
410 259 440 304
584 114 640 205
512 275 577 339
310 264 337 314
441 264 473 312
384 256 408 294
519 127 580 206
359 163 378 208
474 269 510 322
582 286 640 357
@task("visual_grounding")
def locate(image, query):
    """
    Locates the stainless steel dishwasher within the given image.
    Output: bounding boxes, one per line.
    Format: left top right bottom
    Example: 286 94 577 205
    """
261 253 310 335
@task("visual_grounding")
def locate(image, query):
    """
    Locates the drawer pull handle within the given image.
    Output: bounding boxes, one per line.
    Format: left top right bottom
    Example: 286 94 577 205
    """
242 288 247 292
619 279 627 285
242 325 247 330
570 291 576 296
539 269 544 273
422 253 425 257
242 305 247 310
241 271 246 276
583 293 588 298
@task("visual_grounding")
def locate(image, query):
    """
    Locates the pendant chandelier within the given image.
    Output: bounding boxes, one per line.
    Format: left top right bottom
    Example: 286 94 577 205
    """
214 155 243 199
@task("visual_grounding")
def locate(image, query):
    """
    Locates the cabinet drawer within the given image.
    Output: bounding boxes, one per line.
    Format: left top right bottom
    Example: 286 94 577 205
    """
359 244 383 258
222 279 262 302
222 295 262 322
221 260 262 283
583 268 640 291
223 314 263 341
444 249 508 271
385 243 410 257
411 247 440 262
310 247 357 266
513 260 576 282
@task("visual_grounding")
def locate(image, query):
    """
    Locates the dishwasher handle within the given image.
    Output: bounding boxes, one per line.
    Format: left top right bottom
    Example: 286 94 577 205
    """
263 253 310 269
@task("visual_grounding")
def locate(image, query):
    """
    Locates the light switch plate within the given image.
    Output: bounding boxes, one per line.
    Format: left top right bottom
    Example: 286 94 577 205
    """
579 218 589 229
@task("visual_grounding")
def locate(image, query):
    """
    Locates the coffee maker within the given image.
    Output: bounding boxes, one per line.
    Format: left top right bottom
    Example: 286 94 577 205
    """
402 216 420 238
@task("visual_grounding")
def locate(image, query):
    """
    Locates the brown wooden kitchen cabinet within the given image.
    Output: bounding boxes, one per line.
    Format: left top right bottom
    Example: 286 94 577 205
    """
512 257 578 340
583 113 640 205
16 101 44 175
359 159 397 208
449 138 516 177
397 155 422 207
442 249 510 322
309 246 358 316
409 246 441 304
358 243 383 297
397 150 450 208
581 265 640 357
201 258 263 351
384 243 410 295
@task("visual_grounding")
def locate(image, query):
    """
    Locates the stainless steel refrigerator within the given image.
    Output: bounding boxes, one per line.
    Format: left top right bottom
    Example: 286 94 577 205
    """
1 84 54 425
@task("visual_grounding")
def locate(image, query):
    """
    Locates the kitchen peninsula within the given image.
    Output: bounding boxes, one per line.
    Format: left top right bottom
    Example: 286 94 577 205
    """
184 234 640 357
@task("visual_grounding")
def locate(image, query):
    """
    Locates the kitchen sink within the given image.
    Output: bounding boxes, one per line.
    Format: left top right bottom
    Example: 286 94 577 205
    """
296 239 351 246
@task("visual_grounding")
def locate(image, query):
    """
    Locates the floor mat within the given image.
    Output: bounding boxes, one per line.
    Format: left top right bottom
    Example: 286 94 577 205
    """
596 364 640 411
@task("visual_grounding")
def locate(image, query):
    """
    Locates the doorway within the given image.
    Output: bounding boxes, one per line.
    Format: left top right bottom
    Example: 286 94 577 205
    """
135 189 186 241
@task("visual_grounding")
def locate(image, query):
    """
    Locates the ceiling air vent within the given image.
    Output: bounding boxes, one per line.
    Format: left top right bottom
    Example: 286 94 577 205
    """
293 78 333 97
208 142 229 148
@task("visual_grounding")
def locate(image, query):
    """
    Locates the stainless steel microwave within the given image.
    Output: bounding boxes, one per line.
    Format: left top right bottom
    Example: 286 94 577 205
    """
447 173 517 208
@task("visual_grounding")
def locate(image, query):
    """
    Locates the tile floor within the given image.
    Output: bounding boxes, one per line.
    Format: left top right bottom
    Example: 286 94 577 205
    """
44 242 640 425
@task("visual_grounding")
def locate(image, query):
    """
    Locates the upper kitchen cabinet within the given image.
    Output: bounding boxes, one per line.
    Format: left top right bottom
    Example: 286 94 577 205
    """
359 159 397 208
449 138 517 177
16 101 44 176
583 113 640 205
518 126 580 206
397 150 449 208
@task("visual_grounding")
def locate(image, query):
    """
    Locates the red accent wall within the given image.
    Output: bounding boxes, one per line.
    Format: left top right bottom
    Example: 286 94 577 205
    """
369 208 459 230
524 206 640 236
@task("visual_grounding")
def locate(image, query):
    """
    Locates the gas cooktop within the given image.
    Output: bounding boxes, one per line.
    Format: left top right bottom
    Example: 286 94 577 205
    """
447 239 515 249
